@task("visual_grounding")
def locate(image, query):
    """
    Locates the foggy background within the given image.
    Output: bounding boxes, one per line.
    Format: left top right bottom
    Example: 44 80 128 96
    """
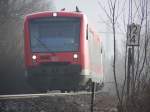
0 0 56 94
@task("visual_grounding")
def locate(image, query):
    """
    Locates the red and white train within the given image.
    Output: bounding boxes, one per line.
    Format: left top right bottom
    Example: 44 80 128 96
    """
24 11 103 92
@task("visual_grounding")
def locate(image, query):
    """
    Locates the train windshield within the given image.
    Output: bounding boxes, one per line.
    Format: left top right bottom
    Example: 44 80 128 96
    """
29 17 80 52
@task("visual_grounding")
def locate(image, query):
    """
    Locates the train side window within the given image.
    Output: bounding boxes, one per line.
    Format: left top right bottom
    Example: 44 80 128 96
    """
86 24 88 40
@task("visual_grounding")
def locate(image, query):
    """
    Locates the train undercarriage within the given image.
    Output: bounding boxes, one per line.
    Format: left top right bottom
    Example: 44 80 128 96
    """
25 64 103 93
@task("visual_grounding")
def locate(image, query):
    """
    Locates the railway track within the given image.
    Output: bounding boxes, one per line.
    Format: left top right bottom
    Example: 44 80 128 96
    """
0 91 116 112
0 91 103 100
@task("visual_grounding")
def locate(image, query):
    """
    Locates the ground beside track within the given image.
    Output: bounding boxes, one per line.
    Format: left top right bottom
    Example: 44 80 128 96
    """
0 91 117 112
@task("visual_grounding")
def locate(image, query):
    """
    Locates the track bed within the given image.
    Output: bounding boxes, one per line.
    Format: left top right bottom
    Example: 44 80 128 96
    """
0 92 117 112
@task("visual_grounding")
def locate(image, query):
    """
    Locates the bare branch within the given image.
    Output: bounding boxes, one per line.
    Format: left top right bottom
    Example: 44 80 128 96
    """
98 0 112 23
133 0 141 22
115 0 127 23
137 0 148 83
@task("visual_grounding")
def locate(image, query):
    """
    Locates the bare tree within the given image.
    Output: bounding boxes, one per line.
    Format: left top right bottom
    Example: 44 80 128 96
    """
98 0 150 111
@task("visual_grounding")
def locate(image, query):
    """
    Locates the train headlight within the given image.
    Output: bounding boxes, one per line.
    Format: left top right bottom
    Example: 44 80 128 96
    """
32 55 37 60
53 12 57 17
73 54 78 59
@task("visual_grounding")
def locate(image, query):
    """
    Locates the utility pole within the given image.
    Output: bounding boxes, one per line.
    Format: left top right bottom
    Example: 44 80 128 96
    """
127 47 131 98
90 82 95 112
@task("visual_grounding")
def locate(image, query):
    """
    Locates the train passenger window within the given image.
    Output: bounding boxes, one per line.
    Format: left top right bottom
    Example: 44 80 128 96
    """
86 24 88 40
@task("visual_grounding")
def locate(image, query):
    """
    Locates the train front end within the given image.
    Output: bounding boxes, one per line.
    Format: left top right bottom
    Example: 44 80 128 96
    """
24 12 89 92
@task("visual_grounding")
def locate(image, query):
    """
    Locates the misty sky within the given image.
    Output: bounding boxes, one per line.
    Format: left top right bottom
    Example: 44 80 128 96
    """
54 0 100 29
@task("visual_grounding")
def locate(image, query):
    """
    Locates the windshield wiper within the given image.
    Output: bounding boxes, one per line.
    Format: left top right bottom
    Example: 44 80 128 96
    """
33 36 51 52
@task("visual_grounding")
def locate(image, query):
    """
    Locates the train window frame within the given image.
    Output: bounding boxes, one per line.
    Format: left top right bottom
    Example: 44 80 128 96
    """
28 17 81 53
86 24 88 40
